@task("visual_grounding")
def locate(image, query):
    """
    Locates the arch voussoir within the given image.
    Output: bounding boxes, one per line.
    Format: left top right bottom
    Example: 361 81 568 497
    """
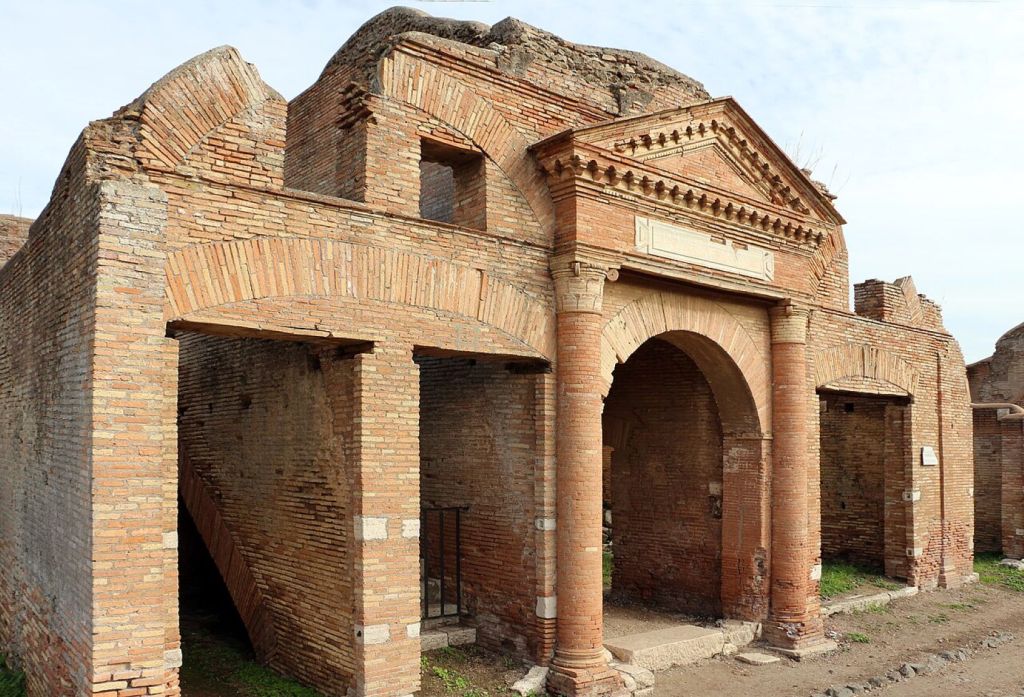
166 238 554 359
814 343 920 396
600 292 770 433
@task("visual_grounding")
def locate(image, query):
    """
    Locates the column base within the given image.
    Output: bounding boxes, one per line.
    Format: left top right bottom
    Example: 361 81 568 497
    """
763 614 825 654
547 655 625 697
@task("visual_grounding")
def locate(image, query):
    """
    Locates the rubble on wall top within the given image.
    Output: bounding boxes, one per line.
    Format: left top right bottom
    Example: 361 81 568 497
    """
321 6 710 114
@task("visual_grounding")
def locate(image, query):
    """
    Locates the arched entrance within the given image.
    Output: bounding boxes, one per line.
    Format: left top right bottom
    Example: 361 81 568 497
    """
601 323 769 624
814 344 920 587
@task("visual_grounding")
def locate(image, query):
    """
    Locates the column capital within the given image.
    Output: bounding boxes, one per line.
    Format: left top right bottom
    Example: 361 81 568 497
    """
769 301 811 345
550 255 618 314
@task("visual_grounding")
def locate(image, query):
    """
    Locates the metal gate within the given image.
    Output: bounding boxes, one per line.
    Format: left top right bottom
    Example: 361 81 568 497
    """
420 507 464 620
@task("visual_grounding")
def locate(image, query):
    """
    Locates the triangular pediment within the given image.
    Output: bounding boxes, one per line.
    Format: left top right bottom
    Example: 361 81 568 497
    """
564 98 844 225
641 139 771 203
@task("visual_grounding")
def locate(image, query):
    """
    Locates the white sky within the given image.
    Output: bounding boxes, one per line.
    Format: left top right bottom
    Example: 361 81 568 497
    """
1 0 1021 362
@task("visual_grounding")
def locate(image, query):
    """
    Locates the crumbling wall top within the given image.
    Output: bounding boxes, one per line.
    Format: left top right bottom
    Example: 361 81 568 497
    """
320 6 710 115
0 214 31 267
969 321 1024 403
853 276 946 332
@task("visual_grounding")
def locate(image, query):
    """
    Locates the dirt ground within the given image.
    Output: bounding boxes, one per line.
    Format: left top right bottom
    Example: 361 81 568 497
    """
604 597 719 639
659 580 1024 697
175 563 1024 697
420 645 527 697
424 579 1024 697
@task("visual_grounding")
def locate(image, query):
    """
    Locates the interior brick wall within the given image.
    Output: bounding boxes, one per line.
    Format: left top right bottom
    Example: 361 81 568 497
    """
177 333 356 695
602 339 724 616
418 357 542 658
973 409 1003 553
969 324 1024 557
819 393 909 574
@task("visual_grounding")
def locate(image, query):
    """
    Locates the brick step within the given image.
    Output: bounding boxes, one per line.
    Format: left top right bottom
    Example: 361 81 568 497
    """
179 455 278 660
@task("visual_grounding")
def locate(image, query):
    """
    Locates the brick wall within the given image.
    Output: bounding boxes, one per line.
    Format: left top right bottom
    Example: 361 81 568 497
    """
603 339 723 615
973 409 1003 553
811 305 974 589
0 215 30 266
419 358 543 658
819 393 910 575
0 140 97 696
177 333 356 695
969 323 1024 557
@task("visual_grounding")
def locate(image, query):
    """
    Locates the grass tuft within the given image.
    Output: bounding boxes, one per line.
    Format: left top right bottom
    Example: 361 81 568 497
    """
0 654 26 697
845 631 870 644
181 625 321 697
820 561 895 599
974 553 1024 592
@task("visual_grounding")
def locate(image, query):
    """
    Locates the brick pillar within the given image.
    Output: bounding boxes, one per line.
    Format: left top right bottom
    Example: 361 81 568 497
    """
767 303 825 651
547 260 622 697
350 343 421 697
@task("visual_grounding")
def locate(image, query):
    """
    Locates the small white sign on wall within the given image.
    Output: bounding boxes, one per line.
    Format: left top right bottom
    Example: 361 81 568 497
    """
921 446 939 466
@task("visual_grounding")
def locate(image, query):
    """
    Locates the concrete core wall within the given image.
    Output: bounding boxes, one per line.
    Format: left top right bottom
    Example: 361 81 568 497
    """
819 392 909 576
177 333 355 695
602 339 724 616
418 357 540 658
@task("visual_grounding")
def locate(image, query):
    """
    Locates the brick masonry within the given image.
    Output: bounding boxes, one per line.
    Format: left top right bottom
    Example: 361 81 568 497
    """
968 323 1024 557
604 340 724 616
819 393 911 578
0 7 973 697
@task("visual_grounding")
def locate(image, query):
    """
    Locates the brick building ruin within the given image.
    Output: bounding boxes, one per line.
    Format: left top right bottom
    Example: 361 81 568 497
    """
969 323 1024 558
0 8 975 697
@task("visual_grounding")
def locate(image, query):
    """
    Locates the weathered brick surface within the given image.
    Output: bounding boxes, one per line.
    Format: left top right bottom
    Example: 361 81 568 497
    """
820 393 910 577
968 323 1024 557
0 214 30 266
177 334 354 692
0 7 974 697
0 141 97 697
419 358 548 659
604 340 723 615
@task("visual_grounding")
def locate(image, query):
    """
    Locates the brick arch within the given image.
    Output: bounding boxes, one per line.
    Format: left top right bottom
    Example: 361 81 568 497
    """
377 50 555 232
164 238 555 359
601 292 770 434
814 344 920 396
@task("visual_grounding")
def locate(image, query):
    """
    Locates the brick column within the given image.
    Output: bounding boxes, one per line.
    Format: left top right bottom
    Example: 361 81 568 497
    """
350 342 421 697
767 303 826 651
547 260 622 697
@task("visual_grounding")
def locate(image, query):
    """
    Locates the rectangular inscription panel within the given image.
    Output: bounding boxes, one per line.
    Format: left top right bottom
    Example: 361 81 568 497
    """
635 216 775 281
